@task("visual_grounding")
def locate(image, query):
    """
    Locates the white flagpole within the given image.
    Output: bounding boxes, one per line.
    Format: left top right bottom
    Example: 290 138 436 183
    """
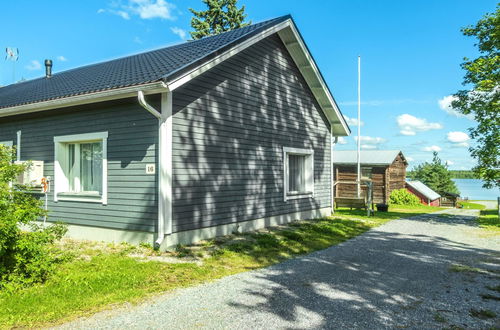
357 56 361 198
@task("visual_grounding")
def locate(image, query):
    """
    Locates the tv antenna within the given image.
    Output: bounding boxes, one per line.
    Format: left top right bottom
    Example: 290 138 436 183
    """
5 47 19 83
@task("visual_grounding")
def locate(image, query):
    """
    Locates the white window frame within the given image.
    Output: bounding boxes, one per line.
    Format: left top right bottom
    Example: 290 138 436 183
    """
283 147 314 201
54 132 108 204
0 141 13 148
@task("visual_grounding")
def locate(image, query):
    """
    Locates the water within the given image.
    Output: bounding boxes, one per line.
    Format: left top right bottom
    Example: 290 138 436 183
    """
452 179 499 200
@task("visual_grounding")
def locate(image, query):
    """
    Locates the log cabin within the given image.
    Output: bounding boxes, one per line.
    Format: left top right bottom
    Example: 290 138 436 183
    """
333 150 408 204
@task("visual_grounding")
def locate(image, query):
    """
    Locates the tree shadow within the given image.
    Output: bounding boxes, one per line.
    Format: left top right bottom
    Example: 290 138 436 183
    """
226 228 499 328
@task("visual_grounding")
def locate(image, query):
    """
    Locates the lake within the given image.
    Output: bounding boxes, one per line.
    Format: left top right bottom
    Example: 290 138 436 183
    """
452 179 499 201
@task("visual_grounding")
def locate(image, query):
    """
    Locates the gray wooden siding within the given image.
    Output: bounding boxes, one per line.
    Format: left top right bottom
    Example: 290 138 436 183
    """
171 34 331 233
0 100 158 232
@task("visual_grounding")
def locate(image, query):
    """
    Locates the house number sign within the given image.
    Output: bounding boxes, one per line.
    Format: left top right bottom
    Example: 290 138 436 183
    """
146 164 156 174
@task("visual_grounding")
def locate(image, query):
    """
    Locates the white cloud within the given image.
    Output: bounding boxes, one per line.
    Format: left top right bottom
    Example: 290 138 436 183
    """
438 95 474 120
336 137 348 145
128 0 174 20
56 56 67 62
396 114 443 136
422 145 442 152
344 115 364 127
447 131 470 148
447 131 470 143
406 156 414 162
170 27 187 40
97 8 130 19
25 60 41 71
133 36 143 44
446 160 454 166
361 144 377 150
354 136 386 150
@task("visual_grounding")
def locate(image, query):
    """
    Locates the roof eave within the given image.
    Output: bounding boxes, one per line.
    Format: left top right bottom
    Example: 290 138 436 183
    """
165 18 350 136
0 81 169 118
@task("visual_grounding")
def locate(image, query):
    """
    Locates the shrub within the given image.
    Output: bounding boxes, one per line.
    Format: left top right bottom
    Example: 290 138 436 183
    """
389 188 421 206
0 145 67 289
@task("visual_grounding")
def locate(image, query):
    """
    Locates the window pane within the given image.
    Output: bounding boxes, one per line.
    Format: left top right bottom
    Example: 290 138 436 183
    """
80 142 102 193
289 154 306 193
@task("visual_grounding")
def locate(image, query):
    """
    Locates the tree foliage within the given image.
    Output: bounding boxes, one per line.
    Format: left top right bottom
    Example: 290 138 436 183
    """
389 189 421 206
189 0 250 40
452 4 500 188
0 145 66 289
410 152 460 196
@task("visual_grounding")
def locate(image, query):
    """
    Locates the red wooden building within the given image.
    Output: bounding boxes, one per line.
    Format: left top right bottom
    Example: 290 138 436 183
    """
406 180 441 206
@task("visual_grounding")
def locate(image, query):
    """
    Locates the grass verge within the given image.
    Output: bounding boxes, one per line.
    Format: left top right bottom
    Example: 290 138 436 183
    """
476 209 500 231
457 201 486 210
0 205 439 328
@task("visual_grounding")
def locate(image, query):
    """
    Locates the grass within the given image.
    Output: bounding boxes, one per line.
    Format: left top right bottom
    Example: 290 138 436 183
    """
469 308 496 319
433 312 447 323
0 204 440 328
476 209 500 231
457 201 486 210
448 264 484 274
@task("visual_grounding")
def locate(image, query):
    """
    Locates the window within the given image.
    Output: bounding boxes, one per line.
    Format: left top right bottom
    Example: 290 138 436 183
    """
283 147 314 201
54 132 108 204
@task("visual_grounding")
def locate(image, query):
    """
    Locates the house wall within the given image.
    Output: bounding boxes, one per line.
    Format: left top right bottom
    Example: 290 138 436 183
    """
170 34 332 233
333 154 408 204
406 185 440 206
0 99 159 233
388 154 407 193
334 165 387 203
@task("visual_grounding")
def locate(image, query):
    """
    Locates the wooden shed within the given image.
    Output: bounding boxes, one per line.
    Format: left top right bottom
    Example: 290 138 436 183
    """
406 180 441 206
333 150 408 204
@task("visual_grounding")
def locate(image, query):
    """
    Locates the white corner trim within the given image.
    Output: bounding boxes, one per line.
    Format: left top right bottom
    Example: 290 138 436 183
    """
283 146 315 202
137 89 172 246
53 131 108 205
16 130 21 161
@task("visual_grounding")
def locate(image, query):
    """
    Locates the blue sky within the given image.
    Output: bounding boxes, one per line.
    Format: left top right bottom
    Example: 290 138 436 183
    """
0 0 496 170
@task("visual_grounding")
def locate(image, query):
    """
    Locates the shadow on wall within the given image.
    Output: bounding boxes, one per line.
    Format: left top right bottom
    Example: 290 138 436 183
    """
226 225 498 328
171 35 331 233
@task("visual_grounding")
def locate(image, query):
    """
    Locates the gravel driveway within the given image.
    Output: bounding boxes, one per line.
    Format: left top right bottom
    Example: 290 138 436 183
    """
57 208 500 329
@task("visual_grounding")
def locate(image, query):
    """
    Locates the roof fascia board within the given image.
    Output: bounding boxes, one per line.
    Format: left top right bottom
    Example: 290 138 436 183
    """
0 82 169 118
166 20 291 91
166 19 350 136
278 22 350 136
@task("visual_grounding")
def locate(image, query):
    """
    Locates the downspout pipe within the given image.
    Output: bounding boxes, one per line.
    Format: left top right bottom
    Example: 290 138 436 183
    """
138 89 169 248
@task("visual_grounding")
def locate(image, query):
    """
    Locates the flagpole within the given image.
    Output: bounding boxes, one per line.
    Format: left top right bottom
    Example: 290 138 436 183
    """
357 56 361 198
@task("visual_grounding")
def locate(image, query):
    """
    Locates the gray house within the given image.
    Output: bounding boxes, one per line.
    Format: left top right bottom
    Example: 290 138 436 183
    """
0 15 349 248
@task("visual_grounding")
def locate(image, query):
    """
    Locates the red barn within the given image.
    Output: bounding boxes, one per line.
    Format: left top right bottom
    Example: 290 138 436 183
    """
406 181 441 206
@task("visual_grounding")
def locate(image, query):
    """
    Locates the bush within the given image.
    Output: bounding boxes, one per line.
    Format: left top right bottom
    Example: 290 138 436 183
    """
0 145 67 289
389 188 421 206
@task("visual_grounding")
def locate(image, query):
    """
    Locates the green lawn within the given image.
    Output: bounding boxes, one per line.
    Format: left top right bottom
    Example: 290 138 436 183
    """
457 201 487 210
476 209 500 231
0 204 440 328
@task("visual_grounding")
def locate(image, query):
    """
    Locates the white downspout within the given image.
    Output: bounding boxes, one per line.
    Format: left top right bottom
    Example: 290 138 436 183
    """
138 88 172 248
16 130 21 161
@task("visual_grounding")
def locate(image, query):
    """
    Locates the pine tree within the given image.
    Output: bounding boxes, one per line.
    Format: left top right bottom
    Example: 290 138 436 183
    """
189 0 250 40
411 152 460 196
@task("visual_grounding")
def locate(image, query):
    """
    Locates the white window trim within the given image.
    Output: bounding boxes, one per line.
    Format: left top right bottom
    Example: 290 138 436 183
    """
54 132 108 204
0 141 13 148
283 147 314 201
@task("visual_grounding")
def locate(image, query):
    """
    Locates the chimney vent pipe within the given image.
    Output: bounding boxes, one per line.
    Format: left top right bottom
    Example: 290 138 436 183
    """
44 59 53 78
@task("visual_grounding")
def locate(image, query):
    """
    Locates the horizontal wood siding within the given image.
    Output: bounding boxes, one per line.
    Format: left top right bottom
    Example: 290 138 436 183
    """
334 165 387 203
0 100 158 232
171 34 331 233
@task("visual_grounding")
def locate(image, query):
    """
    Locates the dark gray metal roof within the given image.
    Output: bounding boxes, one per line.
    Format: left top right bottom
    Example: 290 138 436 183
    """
333 150 406 166
0 15 289 110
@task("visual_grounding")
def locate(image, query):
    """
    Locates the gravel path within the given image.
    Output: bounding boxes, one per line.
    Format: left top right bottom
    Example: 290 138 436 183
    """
474 200 498 210
57 209 500 329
